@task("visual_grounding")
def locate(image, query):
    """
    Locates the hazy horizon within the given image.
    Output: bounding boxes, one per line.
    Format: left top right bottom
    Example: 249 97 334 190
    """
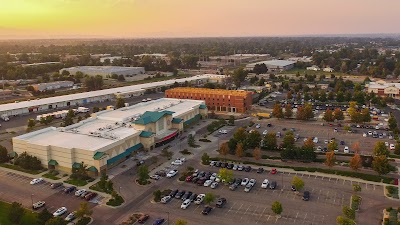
2 0 400 39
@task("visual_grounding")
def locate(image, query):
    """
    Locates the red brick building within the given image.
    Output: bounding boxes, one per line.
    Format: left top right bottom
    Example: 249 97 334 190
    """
165 87 252 113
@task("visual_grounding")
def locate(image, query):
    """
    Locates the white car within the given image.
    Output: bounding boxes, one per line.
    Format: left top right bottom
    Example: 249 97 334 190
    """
194 194 205 204
363 133 367 137
262 130 268 135
181 199 191 209
368 131 373 136
390 144 395 150
317 146 322 151
233 165 238 170
261 179 269 189
161 195 172 204
248 179 256 186
166 170 178 178
324 140 329 144
385 142 389 147
210 173 217 181
32 201 45 210
53 207 67 217
171 160 183 166
219 130 228 134
256 124 261 129
65 212 76 222
211 182 219 189
30 178 44 185
313 137 318 143
178 157 186 162
344 146 349 153
75 189 86 197
241 178 249 186
203 180 212 187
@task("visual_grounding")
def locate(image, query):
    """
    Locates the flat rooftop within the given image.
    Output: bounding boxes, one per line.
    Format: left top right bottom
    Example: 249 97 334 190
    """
247 60 295 67
14 98 204 151
167 87 251 97
62 66 144 73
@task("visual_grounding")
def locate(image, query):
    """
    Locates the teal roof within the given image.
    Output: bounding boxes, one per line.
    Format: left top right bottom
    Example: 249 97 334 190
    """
172 118 183 124
87 166 98 172
199 104 207 109
8 152 17 158
48 159 58 166
93 152 106 160
72 162 82 169
140 130 154 138
134 110 175 125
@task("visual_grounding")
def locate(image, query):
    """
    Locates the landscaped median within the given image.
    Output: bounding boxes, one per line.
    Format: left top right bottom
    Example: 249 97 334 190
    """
350 195 362 211
0 163 44 175
0 200 38 225
385 185 399 199
209 157 395 184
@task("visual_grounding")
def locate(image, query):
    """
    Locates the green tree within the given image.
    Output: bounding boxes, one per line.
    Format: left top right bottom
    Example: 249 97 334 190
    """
37 208 53 225
45 217 68 225
247 130 261 148
153 189 162 202
174 219 188 225
203 193 215 205
372 155 391 176
263 133 277 150
228 115 235 125
0 145 9 163
201 153 210 165
388 115 397 130
271 201 283 216
235 143 244 158
373 141 389 156
327 141 338 152
349 154 362 171
188 134 196 147
361 108 371 122
336 91 344 102
272 103 283 119
284 104 293 118
115 97 125 109
8 201 25 225
333 108 345 121
218 168 233 183
394 143 400 155
93 106 99 113
291 176 305 192
336 216 355 225
75 202 93 220
352 184 361 193
342 206 355 219
27 118 36 130
253 63 268 75
219 142 229 158
232 67 247 87
137 165 149 183
282 133 295 149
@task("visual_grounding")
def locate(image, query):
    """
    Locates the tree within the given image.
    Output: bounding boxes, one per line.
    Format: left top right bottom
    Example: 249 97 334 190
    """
349 154 362 171
388 115 397 130
115 97 125 109
282 133 295 149
8 201 25 225
327 141 338 152
394 143 400 155
247 130 261 148
228 115 235 125
153 190 162 202
218 168 233 183
287 91 293 99
137 165 149 183
263 133 277 150
38 208 53 225
323 109 334 122
233 128 248 144
219 142 229 158
201 153 210 165
188 134 196 147
232 67 247 87
27 118 36 130
235 143 244 158
291 176 305 192
361 108 371 122
45 217 68 225
284 104 293 118
342 206 355 220
333 108 344 121
0 145 9 163
253 63 268 75
272 103 283 119
93 106 100 113
373 141 389 156
253 147 261 160
372 155 391 176
174 219 187 225
351 142 360 154
271 201 283 217
352 184 361 193
336 216 355 225
75 202 92 220
325 151 336 168
203 193 215 205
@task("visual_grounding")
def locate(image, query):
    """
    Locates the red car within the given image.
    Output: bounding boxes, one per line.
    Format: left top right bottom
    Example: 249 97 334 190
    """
85 192 98 201
270 168 277 174
185 175 193 182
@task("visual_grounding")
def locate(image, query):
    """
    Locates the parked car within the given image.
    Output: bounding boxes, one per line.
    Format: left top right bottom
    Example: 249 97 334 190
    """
74 189 86 197
269 181 277 189
189 193 198 202
161 196 172 204
211 182 219 189
390 144 395 150
175 190 185 199
185 175 193 182
261 179 269 189
150 175 160 180
194 194 205 204
248 179 256 186
85 192 97 201
241 178 249 186
263 130 268 135
344 146 349 153
30 178 44 185
171 160 183 166
244 183 253 192
202 206 213 215
169 189 178 198
181 191 193 201
32 201 45 210
181 199 191 209
166 170 178 178
50 182 63 189
203 180 212 187
53 207 67 217
138 214 150 223
64 186 76 194
152 218 165 225
244 166 252 172
256 168 264 173
229 183 238 191
216 198 227 208
255 124 261 129
302 191 310 201
65 212 76 222
270 168 277 174
237 165 244 171
291 185 296 191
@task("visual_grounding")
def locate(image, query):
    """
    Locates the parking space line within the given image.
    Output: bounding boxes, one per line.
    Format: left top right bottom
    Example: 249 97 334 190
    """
252 205 259 216
236 203 243 214
256 206 267 224
227 202 237 213
241 205 251 218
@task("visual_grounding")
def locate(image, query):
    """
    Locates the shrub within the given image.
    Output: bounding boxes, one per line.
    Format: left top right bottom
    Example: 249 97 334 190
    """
199 138 211 142
76 217 91 225
179 149 192 155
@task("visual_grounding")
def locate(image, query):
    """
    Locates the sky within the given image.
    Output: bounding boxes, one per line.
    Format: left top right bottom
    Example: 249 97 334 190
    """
1 0 400 39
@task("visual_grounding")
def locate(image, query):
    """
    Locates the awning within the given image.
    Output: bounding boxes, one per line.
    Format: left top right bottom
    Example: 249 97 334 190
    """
72 162 82 169
93 152 106 160
8 152 18 158
48 160 58 166
87 166 98 172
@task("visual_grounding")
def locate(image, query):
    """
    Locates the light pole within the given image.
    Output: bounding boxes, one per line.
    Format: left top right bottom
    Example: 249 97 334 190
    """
31 194 34 206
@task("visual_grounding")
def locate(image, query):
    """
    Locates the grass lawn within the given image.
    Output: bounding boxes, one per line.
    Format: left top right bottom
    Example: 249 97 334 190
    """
279 68 350 78
64 178 88 186
0 201 38 225
42 172 60 180
0 163 43 175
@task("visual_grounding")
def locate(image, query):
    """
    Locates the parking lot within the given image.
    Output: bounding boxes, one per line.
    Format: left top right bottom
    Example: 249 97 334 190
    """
137 161 385 225
0 169 99 222
255 119 395 155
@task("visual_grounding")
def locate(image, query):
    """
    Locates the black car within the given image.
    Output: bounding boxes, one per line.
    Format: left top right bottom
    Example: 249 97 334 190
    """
229 183 238 191
181 191 192 201
302 191 310 201
340 140 345 145
215 162 222 167
244 166 252 172
64 186 76 194
228 178 236 185
198 171 206 177
192 177 200 184
50 182 63 189
175 190 185 199
256 168 264 173
269 181 277 189
216 198 227 208
226 163 234 169
202 206 213 215
234 178 242 186
189 193 197 202
220 162 227 168
267 123 272 127
291 185 296 191
169 189 178 197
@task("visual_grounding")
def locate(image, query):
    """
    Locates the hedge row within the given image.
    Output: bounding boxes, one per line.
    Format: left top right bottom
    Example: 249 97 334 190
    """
210 157 393 184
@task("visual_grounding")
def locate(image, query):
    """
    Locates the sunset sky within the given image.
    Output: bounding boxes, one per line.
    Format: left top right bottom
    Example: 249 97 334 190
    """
1 0 400 39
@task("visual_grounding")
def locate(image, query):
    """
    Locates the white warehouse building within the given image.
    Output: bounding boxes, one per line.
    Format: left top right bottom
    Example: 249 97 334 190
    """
246 60 295 72
60 66 145 78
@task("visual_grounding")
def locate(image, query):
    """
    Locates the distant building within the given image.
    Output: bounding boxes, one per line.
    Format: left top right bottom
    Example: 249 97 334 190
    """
134 53 169 61
306 65 320 71
60 66 145 79
100 56 123 63
239 86 267 93
323 67 334 72
31 81 74 92
90 54 111 59
22 62 62 67
165 87 252 113
0 89 12 97
246 60 295 72
367 81 400 98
